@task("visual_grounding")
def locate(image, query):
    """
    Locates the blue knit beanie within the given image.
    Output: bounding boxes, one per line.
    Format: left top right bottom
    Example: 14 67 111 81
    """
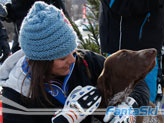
19 1 77 60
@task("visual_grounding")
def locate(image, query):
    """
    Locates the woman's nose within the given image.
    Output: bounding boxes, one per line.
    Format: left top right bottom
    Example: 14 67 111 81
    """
68 54 75 64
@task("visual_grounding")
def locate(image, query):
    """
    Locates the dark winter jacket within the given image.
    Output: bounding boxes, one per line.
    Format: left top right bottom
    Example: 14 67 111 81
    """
99 0 164 54
0 49 150 123
4 0 68 34
0 21 10 62
0 21 8 39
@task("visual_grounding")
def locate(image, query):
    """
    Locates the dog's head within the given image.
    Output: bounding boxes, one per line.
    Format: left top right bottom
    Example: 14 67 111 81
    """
97 48 157 106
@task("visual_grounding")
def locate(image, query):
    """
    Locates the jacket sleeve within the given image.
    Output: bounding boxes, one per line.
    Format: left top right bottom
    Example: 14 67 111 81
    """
129 80 150 106
101 0 162 16
0 38 10 62
78 49 105 86
4 0 69 22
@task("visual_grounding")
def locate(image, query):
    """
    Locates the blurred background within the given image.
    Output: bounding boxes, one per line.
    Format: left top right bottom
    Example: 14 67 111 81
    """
0 0 100 52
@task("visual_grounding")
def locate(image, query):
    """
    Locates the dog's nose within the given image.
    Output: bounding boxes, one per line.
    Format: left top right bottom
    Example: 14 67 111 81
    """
148 48 157 55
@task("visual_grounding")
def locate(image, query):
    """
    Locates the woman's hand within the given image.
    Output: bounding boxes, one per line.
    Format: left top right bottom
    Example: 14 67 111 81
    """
103 97 138 123
52 85 102 123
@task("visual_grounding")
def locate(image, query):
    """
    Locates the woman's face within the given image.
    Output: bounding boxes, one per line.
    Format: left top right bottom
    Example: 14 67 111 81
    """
52 52 75 76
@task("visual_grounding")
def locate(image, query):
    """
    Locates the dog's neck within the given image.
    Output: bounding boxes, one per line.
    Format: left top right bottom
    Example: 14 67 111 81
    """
107 82 134 106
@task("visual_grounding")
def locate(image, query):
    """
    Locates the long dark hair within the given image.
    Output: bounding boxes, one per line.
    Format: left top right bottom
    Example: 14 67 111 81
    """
22 59 54 105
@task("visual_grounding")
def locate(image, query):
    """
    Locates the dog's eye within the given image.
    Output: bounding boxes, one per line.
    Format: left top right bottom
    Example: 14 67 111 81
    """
121 52 127 57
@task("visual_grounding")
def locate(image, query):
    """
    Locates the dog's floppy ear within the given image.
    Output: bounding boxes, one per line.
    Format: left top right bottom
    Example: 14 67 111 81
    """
97 75 104 95
97 75 107 106
103 73 113 106
97 72 113 106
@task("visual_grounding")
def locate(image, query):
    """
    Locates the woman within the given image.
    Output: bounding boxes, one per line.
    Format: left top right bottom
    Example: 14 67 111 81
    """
0 2 149 123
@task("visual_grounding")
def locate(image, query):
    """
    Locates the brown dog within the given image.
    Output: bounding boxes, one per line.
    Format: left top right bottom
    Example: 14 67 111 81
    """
97 48 163 122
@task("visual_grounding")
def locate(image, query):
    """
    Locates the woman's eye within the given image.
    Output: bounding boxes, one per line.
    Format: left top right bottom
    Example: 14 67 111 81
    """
59 57 67 60
61 58 66 61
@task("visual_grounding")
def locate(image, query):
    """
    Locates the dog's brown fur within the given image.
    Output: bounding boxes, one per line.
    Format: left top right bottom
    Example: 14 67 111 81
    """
97 48 163 122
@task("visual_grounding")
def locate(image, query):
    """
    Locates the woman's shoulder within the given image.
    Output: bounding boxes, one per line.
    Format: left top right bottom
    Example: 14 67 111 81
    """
74 49 105 71
74 49 105 83
75 49 105 61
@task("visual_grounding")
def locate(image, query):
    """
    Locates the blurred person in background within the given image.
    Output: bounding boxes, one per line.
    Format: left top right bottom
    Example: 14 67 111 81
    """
99 0 164 103
0 0 68 53
0 20 10 63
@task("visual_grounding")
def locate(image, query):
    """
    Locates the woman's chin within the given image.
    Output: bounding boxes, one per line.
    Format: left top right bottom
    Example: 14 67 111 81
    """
62 69 70 76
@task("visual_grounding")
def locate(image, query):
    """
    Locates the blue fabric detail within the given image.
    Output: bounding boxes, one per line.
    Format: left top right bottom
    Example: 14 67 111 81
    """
107 53 111 56
145 57 158 102
72 94 76 99
109 0 115 8
45 84 66 104
96 102 100 107
139 12 151 39
80 91 84 95
87 87 92 90
62 55 76 93
19 1 77 60
22 57 31 79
